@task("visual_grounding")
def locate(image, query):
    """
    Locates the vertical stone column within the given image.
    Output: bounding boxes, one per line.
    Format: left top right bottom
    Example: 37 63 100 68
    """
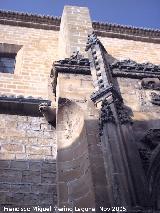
55 6 95 207
86 33 150 211
55 7 109 211
58 6 93 59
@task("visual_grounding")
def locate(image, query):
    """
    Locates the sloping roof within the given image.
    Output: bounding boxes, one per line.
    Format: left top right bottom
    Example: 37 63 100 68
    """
0 10 160 43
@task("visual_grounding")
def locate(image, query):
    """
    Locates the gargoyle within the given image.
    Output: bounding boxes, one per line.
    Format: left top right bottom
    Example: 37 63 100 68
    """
151 92 160 106
142 78 160 90
39 102 56 128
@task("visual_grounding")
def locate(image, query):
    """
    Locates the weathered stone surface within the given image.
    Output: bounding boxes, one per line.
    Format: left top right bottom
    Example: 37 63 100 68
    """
39 193 55 204
31 184 56 194
0 160 10 169
0 169 22 183
41 175 56 184
1 144 25 153
58 182 68 203
10 184 31 193
10 160 29 170
0 113 57 207
0 3 160 211
22 170 41 184
68 172 91 200
0 183 10 192
59 168 82 182
26 145 52 155
29 161 41 171
41 162 56 172
59 6 92 58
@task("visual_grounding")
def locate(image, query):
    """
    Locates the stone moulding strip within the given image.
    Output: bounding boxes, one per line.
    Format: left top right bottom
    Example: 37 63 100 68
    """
54 64 91 75
0 95 51 116
0 10 60 30
51 51 91 95
0 10 160 41
151 92 160 106
93 21 160 43
110 59 160 79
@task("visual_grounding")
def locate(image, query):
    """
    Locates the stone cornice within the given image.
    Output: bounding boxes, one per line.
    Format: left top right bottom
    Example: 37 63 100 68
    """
93 21 160 43
110 59 160 79
0 94 51 116
51 52 90 95
0 10 159 43
0 10 60 30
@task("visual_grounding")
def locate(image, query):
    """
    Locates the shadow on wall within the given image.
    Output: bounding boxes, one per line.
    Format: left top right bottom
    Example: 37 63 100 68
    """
0 114 57 213
0 159 57 212
56 98 110 211
56 97 160 211
108 50 160 210
0 109 160 211
133 118 160 210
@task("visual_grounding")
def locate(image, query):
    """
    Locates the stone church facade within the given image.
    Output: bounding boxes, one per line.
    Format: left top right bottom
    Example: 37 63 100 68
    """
0 5 160 213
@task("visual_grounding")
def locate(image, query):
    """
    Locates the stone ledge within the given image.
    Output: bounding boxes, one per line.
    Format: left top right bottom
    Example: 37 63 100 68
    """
0 94 51 116
0 10 60 31
93 21 160 43
0 10 160 42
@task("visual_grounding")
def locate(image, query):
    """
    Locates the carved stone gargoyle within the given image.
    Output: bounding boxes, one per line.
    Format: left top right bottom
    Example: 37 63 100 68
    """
39 102 56 128
150 92 160 106
142 78 160 90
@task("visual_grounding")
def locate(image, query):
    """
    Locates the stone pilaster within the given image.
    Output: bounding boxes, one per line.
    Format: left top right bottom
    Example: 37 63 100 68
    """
56 7 95 209
58 6 93 59
86 33 150 210
56 7 112 210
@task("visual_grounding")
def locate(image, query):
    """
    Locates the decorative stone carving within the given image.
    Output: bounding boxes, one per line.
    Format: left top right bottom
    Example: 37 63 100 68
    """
86 33 122 105
150 92 160 106
141 129 160 150
90 85 123 104
115 100 133 125
110 59 160 79
86 33 150 208
99 100 115 136
139 148 152 173
86 33 132 127
86 33 109 89
51 51 90 95
142 78 160 90
92 21 160 44
0 10 61 31
139 129 160 173
90 86 113 103
0 94 51 116
56 51 90 66
39 102 56 127
85 33 100 51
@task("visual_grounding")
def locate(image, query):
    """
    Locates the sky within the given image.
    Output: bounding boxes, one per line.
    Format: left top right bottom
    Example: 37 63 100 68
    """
0 0 160 29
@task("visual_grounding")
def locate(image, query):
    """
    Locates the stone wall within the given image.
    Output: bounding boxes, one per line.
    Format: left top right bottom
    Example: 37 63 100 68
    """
99 37 160 64
0 24 59 99
56 73 109 210
100 36 160 142
58 6 93 58
56 73 95 208
0 4 160 211
0 114 56 211
116 78 160 141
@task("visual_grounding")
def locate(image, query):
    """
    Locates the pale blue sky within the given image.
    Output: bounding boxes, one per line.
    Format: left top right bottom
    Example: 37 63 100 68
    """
0 0 160 29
